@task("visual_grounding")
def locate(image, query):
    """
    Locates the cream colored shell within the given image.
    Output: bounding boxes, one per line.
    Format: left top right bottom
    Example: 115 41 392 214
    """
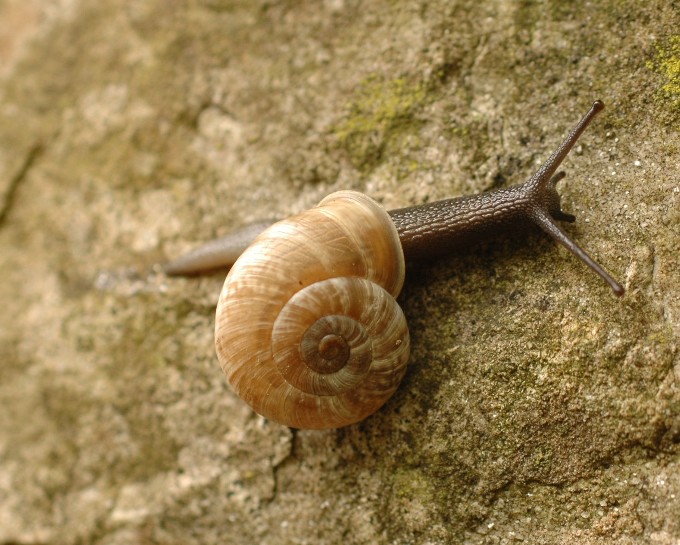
214 190 410 429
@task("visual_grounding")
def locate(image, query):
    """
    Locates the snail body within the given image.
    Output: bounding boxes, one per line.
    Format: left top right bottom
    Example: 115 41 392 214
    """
166 101 624 429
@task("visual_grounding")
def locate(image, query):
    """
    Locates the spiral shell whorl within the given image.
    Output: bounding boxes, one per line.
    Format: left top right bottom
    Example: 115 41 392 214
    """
215 191 409 429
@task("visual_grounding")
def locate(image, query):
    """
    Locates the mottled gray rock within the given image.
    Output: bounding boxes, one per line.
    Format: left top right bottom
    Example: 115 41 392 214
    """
0 1 678 544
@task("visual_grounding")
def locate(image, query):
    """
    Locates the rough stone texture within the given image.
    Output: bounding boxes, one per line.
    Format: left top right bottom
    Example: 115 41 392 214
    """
0 1 678 544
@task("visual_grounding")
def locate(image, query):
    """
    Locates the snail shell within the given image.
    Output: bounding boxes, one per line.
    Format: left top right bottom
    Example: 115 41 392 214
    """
215 190 410 429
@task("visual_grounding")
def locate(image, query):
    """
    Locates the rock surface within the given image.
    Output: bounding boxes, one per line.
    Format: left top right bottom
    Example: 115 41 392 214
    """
0 1 678 543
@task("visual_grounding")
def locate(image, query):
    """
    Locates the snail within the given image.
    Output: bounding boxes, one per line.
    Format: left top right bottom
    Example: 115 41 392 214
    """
165 100 624 429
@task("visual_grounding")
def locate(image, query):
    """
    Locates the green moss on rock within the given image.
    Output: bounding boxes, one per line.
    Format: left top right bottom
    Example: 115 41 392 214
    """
647 34 680 124
334 76 427 170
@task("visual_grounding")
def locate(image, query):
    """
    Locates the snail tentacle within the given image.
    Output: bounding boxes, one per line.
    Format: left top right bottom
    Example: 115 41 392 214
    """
530 208 625 296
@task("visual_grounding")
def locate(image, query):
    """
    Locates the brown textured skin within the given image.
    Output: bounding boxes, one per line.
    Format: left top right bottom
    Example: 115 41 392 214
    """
165 102 623 295
389 185 537 261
